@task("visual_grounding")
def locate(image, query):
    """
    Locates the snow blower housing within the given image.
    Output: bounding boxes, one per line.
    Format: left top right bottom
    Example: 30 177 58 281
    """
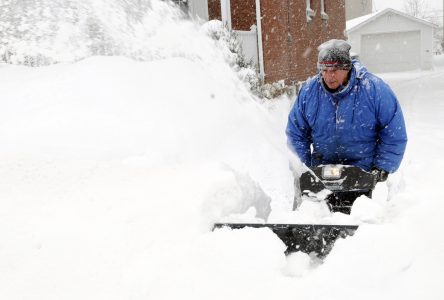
214 165 378 257
300 165 378 214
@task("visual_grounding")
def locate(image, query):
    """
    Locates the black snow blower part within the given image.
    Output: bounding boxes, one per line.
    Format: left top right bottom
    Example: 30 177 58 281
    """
213 165 378 258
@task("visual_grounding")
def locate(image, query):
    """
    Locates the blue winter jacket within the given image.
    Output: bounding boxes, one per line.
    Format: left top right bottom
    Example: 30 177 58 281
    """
286 61 407 173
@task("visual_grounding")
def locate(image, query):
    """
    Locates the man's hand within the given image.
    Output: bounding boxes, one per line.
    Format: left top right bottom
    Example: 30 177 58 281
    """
371 167 389 182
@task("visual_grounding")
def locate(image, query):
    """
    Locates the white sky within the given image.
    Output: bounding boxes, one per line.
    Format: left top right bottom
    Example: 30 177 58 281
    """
373 0 443 25
373 0 443 11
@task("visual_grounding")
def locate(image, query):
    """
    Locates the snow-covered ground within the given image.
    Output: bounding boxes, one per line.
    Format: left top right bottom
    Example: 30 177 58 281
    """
1 1 443 300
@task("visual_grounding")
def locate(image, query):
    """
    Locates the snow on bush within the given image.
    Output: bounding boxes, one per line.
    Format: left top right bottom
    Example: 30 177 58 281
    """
201 20 297 100
200 20 262 95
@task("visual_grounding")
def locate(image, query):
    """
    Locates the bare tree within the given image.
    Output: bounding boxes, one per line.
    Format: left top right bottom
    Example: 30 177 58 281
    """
403 0 431 20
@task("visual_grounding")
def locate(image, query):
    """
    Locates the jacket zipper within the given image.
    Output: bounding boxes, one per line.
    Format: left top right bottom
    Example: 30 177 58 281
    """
334 98 340 129
334 98 340 161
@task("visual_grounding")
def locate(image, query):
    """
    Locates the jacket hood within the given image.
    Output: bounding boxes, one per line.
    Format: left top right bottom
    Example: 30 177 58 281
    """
319 59 367 99
352 59 368 79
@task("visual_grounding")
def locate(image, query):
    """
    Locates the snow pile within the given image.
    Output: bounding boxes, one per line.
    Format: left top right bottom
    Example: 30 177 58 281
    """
0 54 296 298
0 1 443 299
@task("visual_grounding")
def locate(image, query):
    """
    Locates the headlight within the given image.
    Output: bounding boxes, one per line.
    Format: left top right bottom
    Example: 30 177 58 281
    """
322 165 342 179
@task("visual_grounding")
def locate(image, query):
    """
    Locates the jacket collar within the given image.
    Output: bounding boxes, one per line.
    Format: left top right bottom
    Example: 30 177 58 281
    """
319 62 359 99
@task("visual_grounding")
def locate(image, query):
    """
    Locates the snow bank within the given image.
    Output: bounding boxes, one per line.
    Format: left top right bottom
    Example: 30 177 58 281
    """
0 54 289 300
0 51 288 216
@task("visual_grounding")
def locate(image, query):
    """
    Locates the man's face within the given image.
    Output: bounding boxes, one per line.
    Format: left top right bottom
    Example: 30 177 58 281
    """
321 68 349 90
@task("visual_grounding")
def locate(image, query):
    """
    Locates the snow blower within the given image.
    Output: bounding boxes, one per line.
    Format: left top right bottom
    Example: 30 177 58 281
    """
213 165 378 257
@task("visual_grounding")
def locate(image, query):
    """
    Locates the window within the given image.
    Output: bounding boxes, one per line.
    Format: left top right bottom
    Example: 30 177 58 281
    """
320 0 328 20
306 0 315 22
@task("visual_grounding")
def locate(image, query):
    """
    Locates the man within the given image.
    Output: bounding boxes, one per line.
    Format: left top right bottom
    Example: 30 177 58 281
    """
286 39 407 200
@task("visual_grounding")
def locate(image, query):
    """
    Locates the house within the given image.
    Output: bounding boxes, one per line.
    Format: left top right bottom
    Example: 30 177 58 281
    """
345 0 372 21
181 0 347 84
346 8 438 73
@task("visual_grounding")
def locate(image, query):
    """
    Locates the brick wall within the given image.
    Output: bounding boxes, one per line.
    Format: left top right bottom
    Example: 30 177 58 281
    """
208 0 221 21
207 0 347 84
208 0 256 31
260 0 292 83
261 0 346 84
231 0 256 31
295 0 346 82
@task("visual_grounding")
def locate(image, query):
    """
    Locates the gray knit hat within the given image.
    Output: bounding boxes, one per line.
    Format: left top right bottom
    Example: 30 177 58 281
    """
317 39 352 70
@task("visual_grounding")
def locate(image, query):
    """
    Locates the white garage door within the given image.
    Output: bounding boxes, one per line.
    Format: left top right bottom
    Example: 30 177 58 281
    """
360 30 421 73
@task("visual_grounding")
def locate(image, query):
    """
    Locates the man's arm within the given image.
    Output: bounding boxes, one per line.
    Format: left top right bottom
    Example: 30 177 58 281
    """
286 94 312 165
373 83 408 173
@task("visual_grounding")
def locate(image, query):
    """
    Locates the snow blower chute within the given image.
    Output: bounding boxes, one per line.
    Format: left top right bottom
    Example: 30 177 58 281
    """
213 165 378 257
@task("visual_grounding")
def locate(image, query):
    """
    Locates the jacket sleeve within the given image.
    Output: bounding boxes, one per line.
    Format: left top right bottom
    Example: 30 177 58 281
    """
286 91 312 165
373 83 407 173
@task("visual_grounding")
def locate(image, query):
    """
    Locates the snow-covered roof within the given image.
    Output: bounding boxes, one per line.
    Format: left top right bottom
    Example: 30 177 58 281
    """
346 11 379 31
346 8 438 33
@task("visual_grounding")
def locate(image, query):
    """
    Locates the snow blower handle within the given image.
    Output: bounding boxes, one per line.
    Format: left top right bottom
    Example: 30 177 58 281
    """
371 167 389 182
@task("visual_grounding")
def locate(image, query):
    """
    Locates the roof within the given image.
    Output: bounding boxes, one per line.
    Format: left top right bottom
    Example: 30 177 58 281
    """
346 8 438 33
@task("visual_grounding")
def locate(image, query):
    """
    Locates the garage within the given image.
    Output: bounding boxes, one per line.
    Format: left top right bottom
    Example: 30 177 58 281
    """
360 30 421 73
346 8 437 73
